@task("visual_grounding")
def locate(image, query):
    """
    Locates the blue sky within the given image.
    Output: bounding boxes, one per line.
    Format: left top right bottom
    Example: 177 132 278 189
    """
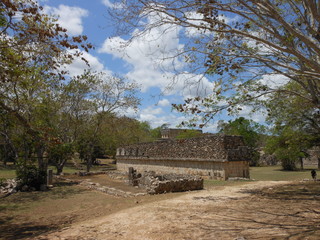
39 0 268 132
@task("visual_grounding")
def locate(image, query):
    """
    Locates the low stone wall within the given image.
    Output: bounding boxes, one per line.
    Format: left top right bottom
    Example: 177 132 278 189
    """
118 158 227 180
117 159 250 180
129 170 203 194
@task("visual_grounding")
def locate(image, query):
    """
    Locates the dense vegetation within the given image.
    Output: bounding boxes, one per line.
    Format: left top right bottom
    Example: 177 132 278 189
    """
0 0 161 188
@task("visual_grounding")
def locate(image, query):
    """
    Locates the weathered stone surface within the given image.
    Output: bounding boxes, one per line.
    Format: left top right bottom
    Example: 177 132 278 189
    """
129 170 203 194
116 135 251 180
0 179 19 194
117 134 250 161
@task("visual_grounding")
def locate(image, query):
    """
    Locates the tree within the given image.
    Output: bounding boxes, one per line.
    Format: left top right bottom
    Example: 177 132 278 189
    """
265 82 320 169
61 71 140 172
109 0 320 128
0 0 91 185
265 125 313 170
47 143 73 175
175 129 203 139
217 117 265 166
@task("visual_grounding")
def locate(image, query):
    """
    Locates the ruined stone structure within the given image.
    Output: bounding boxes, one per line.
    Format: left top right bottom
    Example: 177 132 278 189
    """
128 169 203 194
160 128 202 139
304 146 320 167
116 135 251 180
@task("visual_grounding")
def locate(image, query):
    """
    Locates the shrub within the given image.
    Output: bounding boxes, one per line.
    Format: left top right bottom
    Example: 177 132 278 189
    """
16 163 46 190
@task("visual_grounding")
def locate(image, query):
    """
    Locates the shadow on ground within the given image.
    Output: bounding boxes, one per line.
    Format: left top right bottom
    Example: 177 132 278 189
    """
0 221 59 240
188 182 320 239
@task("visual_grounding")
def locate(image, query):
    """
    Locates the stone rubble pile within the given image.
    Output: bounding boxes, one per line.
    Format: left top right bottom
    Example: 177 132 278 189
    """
79 180 147 197
56 175 147 198
0 178 18 195
129 169 204 194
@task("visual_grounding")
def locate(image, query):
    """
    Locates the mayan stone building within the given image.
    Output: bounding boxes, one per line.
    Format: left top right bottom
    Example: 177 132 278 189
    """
116 134 251 180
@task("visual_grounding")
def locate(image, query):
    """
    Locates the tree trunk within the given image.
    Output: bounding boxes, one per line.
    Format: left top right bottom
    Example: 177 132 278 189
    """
300 157 304 170
86 156 92 173
56 159 67 175
56 166 63 175
36 144 47 185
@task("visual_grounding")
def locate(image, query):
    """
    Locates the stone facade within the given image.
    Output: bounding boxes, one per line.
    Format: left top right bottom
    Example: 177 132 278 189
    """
304 146 320 167
116 134 251 180
160 128 202 139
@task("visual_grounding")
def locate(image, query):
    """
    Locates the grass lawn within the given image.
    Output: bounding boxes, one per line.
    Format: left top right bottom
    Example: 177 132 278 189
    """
0 159 116 180
0 165 16 180
1 162 318 182
250 165 318 181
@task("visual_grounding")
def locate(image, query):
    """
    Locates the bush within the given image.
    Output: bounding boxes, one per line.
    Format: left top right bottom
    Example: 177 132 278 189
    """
281 158 297 171
16 164 46 190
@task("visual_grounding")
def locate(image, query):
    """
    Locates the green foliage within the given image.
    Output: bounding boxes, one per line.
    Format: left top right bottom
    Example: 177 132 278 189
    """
218 117 265 148
175 129 202 139
265 126 312 171
16 162 46 190
150 127 162 139
218 117 265 166
0 178 5 186
47 143 74 174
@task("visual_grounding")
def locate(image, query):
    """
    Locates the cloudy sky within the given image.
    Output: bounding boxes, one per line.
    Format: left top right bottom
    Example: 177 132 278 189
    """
39 0 267 132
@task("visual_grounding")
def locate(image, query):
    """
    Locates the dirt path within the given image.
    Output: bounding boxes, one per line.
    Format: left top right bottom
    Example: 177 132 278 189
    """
31 180 320 240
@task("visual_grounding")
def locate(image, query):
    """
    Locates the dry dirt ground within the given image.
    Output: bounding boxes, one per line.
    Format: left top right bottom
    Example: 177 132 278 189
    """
32 180 320 240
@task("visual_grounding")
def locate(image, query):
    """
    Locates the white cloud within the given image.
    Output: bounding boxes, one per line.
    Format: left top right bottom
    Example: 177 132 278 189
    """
235 105 267 123
158 99 170 107
259 74 289 89
99 13 214 100
101 0 113 7
142 106 164 116
101 0 123 8
184 11 233 37
43 5 88 35
62 50 110 77
139 112 186 129
201 121 219 133
99 12 187 93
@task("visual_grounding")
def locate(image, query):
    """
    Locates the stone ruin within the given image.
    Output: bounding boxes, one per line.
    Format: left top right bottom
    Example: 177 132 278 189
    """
117 134 251 180
128 167 203 194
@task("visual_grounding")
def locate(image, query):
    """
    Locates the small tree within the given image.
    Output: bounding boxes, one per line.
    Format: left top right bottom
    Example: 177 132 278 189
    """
265 126 312 170
47 143 73 175
218 117 265 166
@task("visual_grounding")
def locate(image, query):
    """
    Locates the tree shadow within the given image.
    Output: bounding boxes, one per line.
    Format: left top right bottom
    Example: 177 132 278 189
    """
188 182 320 239
0 221 59 240
241 182 320 201
0 181 86 208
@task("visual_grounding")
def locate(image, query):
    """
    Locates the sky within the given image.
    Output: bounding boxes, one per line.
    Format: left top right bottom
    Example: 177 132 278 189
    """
38 0 268 132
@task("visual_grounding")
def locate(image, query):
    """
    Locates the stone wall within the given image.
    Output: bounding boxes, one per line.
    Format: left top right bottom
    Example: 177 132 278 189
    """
304 146 320 166
116 135 251 180
117 134 249 161
129 170 203 194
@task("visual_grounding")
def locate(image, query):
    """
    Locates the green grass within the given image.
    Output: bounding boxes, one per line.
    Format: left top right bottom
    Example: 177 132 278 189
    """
0 160 116 179
250 165 318 181
1 162 318 182
0 165 17 179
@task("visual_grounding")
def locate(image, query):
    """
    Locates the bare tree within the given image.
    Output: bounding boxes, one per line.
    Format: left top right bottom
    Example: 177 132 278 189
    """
109 0 320 125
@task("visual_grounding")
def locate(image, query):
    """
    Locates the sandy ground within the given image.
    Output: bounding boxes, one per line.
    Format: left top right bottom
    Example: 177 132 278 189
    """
32 180 320 240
